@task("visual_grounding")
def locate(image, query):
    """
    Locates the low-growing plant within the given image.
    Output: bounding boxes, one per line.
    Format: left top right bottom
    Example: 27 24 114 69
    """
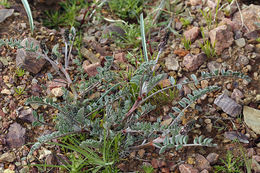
214 150 244 173
14 86 25 96
31 133 121 172
15 67 25 77
180 17 191 28
142 165 154 173
200 27 216 58
43 0 90 28
0 13 252 171
0 0 10 8
108 0 146 21
200 8 213 30
182 37 191 50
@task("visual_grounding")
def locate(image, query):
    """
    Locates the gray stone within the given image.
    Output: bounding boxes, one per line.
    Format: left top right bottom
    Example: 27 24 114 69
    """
18 108 35 123
165 55 179 71
207 61 222 73
80 47 100 64
243 106 260 134
235 38 246 47
16 38 46 74
0 152 16 162
0 9 14 23
206 153 219 165
214 93 242 117
6 123 26 148
103 24 125 39
237 55 249 66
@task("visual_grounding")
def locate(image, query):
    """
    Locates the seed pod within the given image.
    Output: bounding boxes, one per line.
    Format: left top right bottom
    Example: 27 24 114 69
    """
64 29 70 42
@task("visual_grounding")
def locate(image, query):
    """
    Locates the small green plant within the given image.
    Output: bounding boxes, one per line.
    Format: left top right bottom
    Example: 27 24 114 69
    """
14 87 25 96
0 0 10 8
200 8 213 30
142 165 154 173
31 133 121 172
43 0 90 28
108 0 145 20
180 17 191 28
256 37 260 42
214 150 244 173
182 37 191 50
15 67 25 77
200 28 216 58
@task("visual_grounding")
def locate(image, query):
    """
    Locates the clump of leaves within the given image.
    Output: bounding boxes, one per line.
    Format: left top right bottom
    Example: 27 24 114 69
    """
15 67 25 77
43 0 90 28
0 0 10 8
0 14 252 172
214 150 244 173
14 86 25 96
182 37 191 50
108 0 146 20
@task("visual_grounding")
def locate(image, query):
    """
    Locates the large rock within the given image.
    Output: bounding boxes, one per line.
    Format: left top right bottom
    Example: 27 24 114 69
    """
232 4 260 33
209 25 234 55
243 106 260 134
0 9 14 23
214 93 242 117
195 154 212 171
183 53 206 71
6 123 26 148
16 38 46 74
184 27 200 42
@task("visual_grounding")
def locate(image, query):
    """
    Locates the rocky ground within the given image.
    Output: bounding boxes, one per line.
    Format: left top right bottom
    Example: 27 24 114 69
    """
0 0 260 172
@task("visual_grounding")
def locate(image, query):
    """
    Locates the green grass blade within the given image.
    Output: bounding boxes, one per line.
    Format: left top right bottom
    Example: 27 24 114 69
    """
140 13 148 62
21 0 34 34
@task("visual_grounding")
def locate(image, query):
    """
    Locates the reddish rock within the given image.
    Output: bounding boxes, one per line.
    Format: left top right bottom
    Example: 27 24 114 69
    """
161 167 170 173
209 25 234 55
232 4 260 33
117 163 127 172
31 83 42 96
83 62 100 77
195 154 212 171
206 153 219 165
16 38 46 74
114 52 126 63
47 78 67 90
183 53 206 71
6 123 26 148
190 0 202 6
151 158 159 169
179 164 199 173
174 49 189 57
0 110 5 117
219 18 239 32
184 27 200 42
200 170 209 173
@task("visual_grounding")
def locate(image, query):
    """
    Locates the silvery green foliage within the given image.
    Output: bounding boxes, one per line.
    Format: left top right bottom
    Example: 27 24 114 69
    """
23 47 251 155
0 38 39 52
